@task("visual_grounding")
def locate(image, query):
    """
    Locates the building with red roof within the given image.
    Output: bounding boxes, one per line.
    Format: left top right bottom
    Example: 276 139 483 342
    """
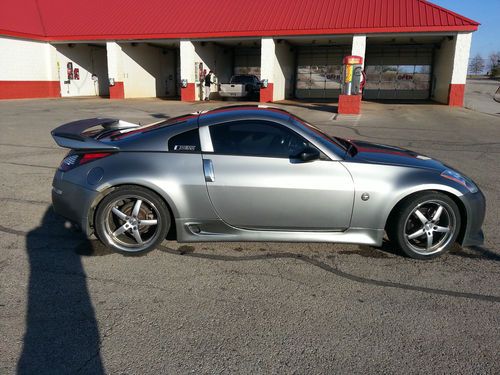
0 0 479 109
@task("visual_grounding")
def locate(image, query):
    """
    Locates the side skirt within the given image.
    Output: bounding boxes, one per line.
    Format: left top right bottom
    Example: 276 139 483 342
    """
175 218 384 246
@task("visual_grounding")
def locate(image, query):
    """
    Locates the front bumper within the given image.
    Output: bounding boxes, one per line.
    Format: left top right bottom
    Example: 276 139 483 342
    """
459 189 486 247
52 170 100 236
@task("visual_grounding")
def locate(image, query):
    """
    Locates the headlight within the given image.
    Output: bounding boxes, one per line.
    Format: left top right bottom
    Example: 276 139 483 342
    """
441 169 478 193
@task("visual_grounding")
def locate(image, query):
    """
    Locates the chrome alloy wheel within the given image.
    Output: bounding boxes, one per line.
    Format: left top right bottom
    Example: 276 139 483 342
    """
102 196 161 252
403 200 457 256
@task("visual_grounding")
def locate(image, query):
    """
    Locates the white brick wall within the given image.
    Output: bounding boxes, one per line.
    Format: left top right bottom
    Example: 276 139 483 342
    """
56 44 108 97
120 43 176 98
0 36 56 81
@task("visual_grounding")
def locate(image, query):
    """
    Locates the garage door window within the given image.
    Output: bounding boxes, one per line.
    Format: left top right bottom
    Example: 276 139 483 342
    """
364 46 433 100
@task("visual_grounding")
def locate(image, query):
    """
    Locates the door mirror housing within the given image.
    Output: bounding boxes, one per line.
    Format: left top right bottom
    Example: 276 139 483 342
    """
296 147 320 162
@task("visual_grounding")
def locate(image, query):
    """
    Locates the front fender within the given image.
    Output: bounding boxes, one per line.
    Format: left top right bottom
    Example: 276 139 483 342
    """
344 162 466 230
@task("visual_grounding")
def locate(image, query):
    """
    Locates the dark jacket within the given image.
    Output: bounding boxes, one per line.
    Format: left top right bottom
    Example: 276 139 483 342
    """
204 74 213 87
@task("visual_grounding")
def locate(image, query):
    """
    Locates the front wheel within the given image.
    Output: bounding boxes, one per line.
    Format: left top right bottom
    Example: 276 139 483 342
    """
95 186 170 254
387 192 461 259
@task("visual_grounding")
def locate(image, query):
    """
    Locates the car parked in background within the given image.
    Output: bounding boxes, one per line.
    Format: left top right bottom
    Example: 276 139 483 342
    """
51 106 485 259
219 75 261 100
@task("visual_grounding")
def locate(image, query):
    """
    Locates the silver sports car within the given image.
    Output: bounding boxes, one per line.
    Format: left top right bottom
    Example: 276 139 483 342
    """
51 105 485 259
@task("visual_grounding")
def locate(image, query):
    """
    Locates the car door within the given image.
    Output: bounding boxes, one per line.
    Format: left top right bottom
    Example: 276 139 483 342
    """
201 120 355 231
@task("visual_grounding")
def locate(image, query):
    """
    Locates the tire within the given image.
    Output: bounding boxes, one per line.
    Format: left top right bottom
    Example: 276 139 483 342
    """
387 192 461 260
95 186 170 254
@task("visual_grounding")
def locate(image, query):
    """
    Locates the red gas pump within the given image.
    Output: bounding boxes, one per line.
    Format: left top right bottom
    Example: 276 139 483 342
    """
338 55 364 114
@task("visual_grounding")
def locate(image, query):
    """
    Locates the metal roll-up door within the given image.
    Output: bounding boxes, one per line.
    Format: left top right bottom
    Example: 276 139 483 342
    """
295 46 350 99
364 45 433 100
234 48 261 78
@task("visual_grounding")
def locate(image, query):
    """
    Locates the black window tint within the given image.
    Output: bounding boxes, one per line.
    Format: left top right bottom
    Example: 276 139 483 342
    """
168 128 200 152
209 121 312 158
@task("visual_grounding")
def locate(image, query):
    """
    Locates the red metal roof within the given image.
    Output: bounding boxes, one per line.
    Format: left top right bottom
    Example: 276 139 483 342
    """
0 0 479 41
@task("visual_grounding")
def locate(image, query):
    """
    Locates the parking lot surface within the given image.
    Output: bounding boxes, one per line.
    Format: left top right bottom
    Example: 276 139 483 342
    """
0 98 499 374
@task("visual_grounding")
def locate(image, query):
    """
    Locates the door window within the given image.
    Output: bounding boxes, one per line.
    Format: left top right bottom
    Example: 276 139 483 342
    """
209 121 314 158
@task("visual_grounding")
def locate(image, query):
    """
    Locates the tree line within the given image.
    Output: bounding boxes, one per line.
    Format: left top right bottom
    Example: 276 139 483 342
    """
468 52 500 77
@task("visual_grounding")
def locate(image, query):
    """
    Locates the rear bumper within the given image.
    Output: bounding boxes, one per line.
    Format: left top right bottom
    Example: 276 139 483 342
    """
52 171 99 236
459 189 486 247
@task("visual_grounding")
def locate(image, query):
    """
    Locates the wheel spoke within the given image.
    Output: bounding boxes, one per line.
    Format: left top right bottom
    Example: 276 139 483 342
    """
432 205 444 222
407 228 425 240
111 207 127 221
426 232 434 250
414 209 428 225
112 224 128 237
132 199 142 217
434 226 450 233
139 219 158 226
131 228 143 244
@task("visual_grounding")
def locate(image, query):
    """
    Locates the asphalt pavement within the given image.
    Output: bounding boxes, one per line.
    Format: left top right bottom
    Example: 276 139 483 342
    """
0 98 499 374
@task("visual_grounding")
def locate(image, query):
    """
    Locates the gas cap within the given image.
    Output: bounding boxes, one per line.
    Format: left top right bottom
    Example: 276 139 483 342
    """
361 192 370 201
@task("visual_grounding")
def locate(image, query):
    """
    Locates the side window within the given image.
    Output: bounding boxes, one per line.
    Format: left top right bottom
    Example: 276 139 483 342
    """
209 121 315 158
168 128 200 152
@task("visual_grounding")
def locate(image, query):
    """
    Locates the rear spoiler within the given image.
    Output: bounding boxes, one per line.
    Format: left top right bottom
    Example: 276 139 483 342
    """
51 118 140 150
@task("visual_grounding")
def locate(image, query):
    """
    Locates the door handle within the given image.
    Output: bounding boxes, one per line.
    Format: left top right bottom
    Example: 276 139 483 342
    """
203 159 215 182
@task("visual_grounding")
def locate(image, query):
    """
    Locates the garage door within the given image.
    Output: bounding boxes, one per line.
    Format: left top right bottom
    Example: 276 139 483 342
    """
295 46 350 99
234 48 261 78
364 45 433 100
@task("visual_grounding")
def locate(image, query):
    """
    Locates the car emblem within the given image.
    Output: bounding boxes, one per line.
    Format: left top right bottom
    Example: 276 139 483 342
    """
361 192 370 201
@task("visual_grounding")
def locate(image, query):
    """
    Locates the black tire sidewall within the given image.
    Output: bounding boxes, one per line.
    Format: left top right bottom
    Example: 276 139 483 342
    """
95 186 170 254
390 192 461 260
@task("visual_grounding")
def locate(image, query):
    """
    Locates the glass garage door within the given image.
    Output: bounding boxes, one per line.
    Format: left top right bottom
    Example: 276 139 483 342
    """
295 46 350 99
234 48 261 78
364 45 433 100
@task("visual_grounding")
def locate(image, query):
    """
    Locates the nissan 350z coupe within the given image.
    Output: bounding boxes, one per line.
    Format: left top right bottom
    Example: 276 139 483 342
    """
51 106 485 259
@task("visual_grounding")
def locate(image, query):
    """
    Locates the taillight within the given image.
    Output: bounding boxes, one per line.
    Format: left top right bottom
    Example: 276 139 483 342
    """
59 152 112 171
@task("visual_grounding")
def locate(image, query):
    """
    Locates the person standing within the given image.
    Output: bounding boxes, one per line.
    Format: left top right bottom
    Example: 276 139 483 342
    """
204 71 215 101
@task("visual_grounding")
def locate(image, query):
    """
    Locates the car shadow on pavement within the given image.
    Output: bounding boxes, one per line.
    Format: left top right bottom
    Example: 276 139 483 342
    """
17 208 106 374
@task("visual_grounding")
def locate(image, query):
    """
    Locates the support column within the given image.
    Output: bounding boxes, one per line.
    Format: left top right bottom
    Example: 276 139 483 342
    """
432 32 472 107
106 42 124 99
260 38 275 102
351 35 366 68
449 33 472 107
180 40 196 101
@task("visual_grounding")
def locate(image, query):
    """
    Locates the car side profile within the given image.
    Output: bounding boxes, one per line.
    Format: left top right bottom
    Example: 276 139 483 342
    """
51 105 485 259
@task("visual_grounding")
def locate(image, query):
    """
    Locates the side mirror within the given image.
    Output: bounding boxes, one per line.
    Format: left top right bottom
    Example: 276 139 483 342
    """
296 147 320 162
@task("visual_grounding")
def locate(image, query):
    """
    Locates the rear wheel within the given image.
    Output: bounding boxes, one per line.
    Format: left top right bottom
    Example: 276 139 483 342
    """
95 186 170 254
388 192 461 259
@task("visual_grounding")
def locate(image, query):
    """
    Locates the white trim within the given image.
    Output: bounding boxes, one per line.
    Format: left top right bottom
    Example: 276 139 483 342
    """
199 125 214 152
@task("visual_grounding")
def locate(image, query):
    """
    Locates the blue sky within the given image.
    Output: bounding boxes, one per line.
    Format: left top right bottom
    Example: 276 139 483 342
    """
430 0 500 59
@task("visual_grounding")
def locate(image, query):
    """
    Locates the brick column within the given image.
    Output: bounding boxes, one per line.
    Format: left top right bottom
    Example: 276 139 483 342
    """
106 42 124 99
180 40 196 101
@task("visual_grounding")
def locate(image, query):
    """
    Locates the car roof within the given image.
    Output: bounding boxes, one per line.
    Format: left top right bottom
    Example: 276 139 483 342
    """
199 105 292 124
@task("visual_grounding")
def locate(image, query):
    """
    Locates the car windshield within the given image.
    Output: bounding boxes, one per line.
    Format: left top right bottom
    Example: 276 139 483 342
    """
230 75 254 84
290 114 348 151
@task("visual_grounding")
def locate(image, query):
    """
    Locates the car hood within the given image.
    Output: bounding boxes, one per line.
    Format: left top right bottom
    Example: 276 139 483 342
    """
347 140 446 171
